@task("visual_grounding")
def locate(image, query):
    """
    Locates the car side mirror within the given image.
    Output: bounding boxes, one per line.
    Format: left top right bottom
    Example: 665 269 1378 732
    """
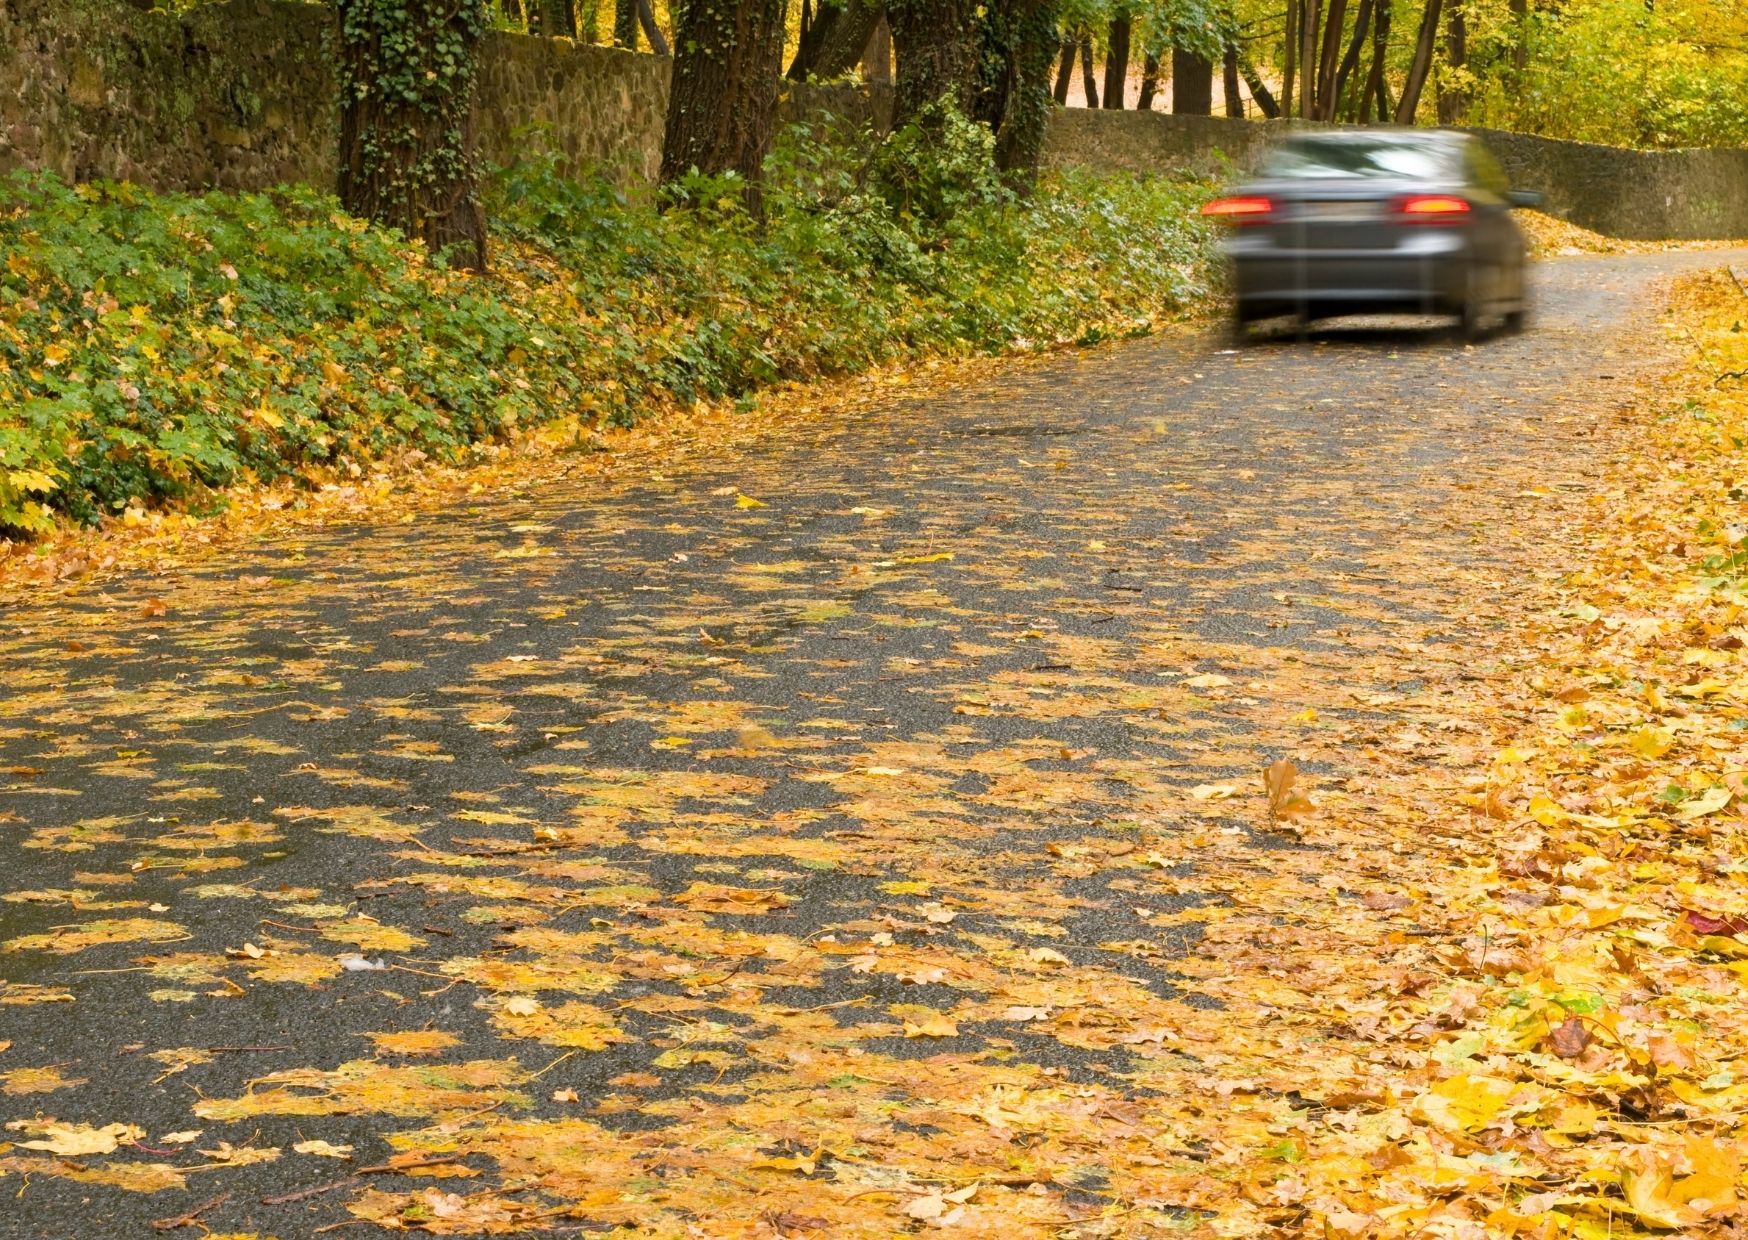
1507 190 1544 209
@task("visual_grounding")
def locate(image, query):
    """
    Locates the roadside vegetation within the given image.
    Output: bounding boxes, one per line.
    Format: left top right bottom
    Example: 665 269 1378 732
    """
0 116 1217 539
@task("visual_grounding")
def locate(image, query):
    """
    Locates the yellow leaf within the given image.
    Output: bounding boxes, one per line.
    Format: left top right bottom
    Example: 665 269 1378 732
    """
734 494 766 509
7 1120 143 1155
1189 783 1239 801
1184 673 1232 689
1629 726 1675 759
903 1014 960 1038
1675 785 1733 819
293 1139 354 1159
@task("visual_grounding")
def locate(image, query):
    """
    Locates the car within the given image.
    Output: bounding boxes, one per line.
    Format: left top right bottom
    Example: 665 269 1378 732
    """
1201 129 1539 343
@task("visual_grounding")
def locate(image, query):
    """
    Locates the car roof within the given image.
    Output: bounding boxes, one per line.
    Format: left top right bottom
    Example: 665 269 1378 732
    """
1282 128 1468 146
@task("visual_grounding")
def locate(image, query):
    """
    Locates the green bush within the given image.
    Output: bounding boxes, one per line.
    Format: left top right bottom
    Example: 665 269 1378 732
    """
0 127 1218 538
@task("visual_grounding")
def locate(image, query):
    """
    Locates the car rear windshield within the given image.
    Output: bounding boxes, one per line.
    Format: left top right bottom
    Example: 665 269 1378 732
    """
1261 138 1456 181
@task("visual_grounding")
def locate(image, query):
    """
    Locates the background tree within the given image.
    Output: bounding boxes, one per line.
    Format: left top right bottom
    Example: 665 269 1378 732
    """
658 0 785 206
788 0 882 77
1102 8 1132 106
336 0 489 272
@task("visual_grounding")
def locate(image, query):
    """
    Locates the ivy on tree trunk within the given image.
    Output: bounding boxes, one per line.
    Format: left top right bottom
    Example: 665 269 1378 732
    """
658 0 787 211
888 0 979 127
975 0 1058 189
335 0 489 272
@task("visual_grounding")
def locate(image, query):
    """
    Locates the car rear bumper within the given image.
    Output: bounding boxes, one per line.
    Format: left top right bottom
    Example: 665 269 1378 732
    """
1226 245 1471 321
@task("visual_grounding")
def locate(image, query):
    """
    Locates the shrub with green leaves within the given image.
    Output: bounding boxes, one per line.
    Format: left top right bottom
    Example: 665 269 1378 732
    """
0 126 1218 538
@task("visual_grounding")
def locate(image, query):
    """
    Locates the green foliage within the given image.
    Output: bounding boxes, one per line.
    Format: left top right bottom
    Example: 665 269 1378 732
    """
0 133 1217 537
1459 0 1748 149
870 100 1010 222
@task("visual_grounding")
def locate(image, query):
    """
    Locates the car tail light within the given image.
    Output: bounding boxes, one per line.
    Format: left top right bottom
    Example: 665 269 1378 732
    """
1395 194 1471 221
1201 196 1274 223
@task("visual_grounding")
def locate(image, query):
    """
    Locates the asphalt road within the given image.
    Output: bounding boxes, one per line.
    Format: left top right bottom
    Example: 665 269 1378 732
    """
0 250 1740 1237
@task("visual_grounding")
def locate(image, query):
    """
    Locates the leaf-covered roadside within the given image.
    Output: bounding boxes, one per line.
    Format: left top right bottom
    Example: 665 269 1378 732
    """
1173 269 1748 1235
0 127 1216 538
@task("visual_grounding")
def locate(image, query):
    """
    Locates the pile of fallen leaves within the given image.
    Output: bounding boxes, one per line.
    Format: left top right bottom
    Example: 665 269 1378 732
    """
1515 209 1740 260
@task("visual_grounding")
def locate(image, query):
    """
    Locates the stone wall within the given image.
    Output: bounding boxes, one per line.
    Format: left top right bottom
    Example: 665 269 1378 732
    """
3 0 1746 240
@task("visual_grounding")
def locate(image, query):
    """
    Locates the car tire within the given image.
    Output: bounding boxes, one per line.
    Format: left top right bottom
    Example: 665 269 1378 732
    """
1227 314 1251 347
1502 302 1529 335
1454 268 1488 343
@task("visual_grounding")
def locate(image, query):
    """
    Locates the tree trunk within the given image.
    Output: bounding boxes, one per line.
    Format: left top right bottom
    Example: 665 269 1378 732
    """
1053 35 1075 103
1393 0 1442 124
990 0 1060 190
1363 0 1391 122
1299 0 1319 118
1078 31 1099 108
1509 0 1526 74
336 0 488 272
613 0 637 46
1282 0 1298 124
1137 51 1160 109
638 0 671 53
1437 0 1468 124
888 0 979 126
1102 13 1130 109
1314 0 1347 119
1238 57 1280 117
791 0 880 80
659 0 787 211
502 0 524 28
532 0 576 37
1365 0 1392 122
1222 45 1243 117
1332 0 1374 120
1171 46 1212 114
789 0 879 77
862 13 892 82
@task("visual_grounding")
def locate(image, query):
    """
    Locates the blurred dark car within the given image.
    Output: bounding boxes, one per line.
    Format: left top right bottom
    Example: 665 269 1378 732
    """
1202 129 1539 342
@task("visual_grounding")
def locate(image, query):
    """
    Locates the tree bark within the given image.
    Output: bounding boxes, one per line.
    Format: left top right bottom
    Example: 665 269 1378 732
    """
1222 45 1243 117
1365 0 1392 121
638 0 671 53
862 13 892 82
659 0 787 211
1137 51 1160 110
989 0 1060 190
1299 0 1319 118
531 0 576 37
1102 13 1130 109
1393 0 1442 124
1078 30 1099 108
1437 0 1468 123
614 0 637 46
1282 0 1298 124
1053 35 1075 103
789 0 880 78
1240 56 1281 118
1171 46 1212 114
1314 0 1347 119
336 0 488 272
888 0 979 126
